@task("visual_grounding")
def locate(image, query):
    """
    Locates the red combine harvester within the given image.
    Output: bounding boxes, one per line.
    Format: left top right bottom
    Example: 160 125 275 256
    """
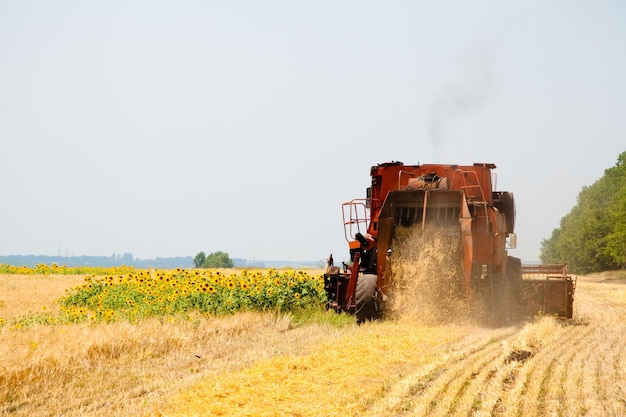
324 161 575 323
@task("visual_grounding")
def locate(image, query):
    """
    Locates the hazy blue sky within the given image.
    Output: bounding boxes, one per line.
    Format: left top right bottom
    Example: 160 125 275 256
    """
1 1 624 263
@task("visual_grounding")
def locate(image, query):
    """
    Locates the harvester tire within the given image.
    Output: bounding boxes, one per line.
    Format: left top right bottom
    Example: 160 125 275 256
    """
355 274 378 324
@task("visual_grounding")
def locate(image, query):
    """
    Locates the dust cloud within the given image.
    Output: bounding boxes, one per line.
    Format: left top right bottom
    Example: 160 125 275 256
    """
385 224 483 325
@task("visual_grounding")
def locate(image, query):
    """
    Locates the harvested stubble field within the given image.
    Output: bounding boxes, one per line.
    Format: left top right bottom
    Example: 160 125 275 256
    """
1 271 625 416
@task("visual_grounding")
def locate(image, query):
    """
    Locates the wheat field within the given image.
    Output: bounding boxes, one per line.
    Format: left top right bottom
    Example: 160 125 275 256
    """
1 271 625 416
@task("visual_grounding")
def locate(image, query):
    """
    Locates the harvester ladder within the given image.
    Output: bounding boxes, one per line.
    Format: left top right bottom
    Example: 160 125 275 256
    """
453 169 486 202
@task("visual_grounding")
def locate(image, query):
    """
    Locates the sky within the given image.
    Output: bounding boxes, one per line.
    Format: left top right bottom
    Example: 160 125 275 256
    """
1 1 625 263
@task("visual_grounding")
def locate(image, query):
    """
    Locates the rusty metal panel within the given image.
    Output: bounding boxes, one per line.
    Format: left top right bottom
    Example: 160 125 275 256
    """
521 277 575 319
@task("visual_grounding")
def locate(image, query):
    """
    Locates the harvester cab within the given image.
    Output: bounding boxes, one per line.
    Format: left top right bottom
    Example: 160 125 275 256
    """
324 161 575 324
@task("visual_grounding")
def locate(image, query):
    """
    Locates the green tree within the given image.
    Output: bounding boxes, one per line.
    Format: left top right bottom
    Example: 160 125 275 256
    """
540 152 626 273
193 252 206 268
202 251 234 268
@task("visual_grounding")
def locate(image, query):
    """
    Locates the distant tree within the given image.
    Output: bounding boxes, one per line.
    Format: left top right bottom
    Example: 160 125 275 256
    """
540 152 626 273
202 251 234 268
193 252 206 268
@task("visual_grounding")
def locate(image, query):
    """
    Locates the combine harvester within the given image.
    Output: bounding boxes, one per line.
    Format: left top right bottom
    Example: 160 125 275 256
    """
324 161 575 324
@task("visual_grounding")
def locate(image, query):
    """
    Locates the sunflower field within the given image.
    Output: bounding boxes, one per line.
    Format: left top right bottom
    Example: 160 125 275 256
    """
0 265 326 328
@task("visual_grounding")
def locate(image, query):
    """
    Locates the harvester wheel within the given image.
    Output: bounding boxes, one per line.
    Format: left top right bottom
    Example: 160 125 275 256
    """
355 274 378 324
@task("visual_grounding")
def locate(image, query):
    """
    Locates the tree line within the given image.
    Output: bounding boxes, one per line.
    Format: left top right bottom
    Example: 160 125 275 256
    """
541 152 626 274
0 254 194 269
